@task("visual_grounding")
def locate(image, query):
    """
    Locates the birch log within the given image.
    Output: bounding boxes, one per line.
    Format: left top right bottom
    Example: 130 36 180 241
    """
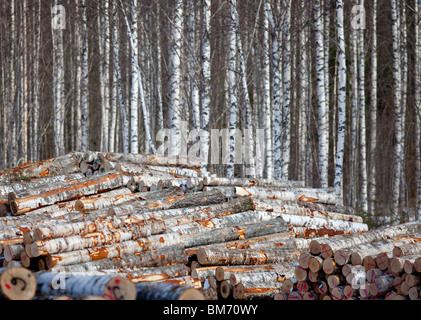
35 272 136 300
104 152 202 169
235 186 337 204
203 177 304 188
135 282 204 300
10 172 124 215
197 247 302 266
0 153 81 183
0 267 37 300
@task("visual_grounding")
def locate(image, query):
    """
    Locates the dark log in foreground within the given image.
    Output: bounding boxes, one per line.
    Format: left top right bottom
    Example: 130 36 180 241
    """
35 272 136 300
135 282 205 300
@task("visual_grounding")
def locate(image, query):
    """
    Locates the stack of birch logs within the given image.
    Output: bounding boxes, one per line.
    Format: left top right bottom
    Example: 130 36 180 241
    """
0 151 374 300
273 221 421 300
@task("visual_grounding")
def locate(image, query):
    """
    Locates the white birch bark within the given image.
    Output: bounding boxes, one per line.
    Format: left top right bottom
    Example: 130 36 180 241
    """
21 0 28 162
281 0 291 181
264 2 275 180
129 0 139 153
200 0 211 172
169 0 183 156
102 0 111 152
80 0 89 152
8 0 17 167
32 0 41 162
231 4 255 178
52 0 65 156
226 0 238 178
187 0 200 131
299 1 309 183
391 0 403 221
368 0 377 215
334 0 346 206
314 0 329 188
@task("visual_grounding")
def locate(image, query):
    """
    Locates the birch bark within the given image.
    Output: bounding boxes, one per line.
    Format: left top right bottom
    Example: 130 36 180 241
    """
314 0 329 188
334 0 346 206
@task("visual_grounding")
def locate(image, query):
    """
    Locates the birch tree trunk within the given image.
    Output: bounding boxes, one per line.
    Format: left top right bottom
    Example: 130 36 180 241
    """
298 1 309 183
391 0 403 221
281 0 292 181
358 0 368 213
102 0 111 153
129 0 139 153
32 0 41 162
264 2 275 180
8 0 17 168
169 0 183 156
200 0 211 172
52 0 65 156
112 0 128 153
368 0 377 215
80 0 89 152
227 0 238 178
334 0 346 206
314 0 329 188
415 0 421 221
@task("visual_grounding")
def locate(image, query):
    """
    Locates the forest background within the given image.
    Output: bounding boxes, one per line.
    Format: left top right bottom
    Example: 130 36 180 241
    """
0 0 420 228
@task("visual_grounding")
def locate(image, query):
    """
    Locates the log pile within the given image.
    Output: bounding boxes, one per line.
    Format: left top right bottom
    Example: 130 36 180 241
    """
274 221 421 300
0 152 374 300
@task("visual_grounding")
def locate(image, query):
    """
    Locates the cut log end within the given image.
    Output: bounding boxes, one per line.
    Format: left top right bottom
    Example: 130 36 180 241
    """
0 267 37 300
178 288 205 300
103 276 137 300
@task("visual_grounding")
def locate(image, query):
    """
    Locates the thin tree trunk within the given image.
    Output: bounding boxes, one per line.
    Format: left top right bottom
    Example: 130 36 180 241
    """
391 0 403 221
200 0 211 172
264 2 275 180
314 0 329 188
334 0 346 206
80 0 89 152
281 0 292 181
368 0 377 216
415 0 421 221
358 0 368 213
112 0 128 153
53 0 65 156
169 0 183 156
129 0 139 153
102 0 111 152
227 0 238 178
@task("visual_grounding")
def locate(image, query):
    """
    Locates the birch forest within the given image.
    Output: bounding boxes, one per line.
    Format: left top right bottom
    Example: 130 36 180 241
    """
0 0 421 228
